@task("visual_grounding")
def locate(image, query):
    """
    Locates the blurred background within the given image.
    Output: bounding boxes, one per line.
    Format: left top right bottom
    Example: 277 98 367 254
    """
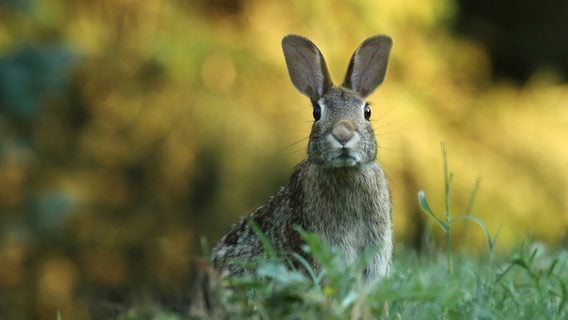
0 0 567 318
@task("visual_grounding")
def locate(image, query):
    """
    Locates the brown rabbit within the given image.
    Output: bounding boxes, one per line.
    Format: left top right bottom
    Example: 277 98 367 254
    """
212 34 393 282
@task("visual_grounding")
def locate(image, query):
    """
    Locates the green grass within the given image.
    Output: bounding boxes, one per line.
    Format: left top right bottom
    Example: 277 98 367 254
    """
210 238 567 320
119 144 568 319
119 240 567 320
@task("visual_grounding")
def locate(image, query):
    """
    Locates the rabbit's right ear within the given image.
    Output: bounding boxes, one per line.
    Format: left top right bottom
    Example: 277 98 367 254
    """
282 35 333 102
343 35 392 98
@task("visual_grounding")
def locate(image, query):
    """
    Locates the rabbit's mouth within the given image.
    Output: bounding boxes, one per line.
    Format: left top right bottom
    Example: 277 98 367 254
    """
328 150 360 167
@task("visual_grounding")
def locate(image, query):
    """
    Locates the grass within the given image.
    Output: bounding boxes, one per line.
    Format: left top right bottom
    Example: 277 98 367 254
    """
207 238 567 320
117 144 568 319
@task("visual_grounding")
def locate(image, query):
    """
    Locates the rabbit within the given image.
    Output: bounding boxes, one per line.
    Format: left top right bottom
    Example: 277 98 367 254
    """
212 34 393 282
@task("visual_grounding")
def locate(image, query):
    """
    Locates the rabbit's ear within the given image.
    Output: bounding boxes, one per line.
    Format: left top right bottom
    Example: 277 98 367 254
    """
343 35 392 97
282 35 333 102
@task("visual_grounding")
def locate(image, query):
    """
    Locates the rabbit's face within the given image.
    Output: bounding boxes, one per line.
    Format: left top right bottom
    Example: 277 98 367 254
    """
282 34 391 167
308 87 376 168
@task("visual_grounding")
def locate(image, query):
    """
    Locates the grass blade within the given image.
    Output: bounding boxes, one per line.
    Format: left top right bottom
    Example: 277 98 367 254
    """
418 191 447 232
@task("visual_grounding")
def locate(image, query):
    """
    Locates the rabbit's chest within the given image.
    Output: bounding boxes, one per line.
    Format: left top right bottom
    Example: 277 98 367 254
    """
301 163 392 266
307 194 382 262
325 216 371 263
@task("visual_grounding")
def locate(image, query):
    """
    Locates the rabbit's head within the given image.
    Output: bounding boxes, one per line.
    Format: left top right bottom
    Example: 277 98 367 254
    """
282 35 392 168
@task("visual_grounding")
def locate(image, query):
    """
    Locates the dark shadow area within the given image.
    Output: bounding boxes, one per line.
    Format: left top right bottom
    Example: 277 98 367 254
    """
454 0 568 82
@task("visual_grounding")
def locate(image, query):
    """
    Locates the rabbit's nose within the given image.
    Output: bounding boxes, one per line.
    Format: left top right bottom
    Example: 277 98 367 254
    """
332 120 355 145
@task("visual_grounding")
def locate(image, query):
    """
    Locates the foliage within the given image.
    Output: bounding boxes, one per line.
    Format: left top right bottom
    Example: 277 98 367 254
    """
213 238 567 320
121 235 568 319
418 142 496 274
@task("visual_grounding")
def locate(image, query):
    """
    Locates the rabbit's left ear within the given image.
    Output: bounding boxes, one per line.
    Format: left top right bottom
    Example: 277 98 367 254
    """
343 35 392 97
282 34 333 102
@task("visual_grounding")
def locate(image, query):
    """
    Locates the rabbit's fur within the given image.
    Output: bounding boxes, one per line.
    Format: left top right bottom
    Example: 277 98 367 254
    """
212 34 393 281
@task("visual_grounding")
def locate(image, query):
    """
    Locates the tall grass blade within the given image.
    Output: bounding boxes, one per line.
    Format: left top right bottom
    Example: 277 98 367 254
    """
418 191 447 232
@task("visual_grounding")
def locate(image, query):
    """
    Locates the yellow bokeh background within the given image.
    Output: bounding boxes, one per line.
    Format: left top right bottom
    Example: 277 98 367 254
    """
0 0 567 318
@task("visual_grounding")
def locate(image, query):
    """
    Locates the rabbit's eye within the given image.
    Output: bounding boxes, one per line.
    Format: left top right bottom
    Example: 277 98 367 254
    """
313 105 321 121
364 104 371 120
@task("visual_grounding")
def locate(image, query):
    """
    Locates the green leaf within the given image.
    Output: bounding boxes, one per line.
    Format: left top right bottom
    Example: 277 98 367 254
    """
257 261 307 285
418 191 447 232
